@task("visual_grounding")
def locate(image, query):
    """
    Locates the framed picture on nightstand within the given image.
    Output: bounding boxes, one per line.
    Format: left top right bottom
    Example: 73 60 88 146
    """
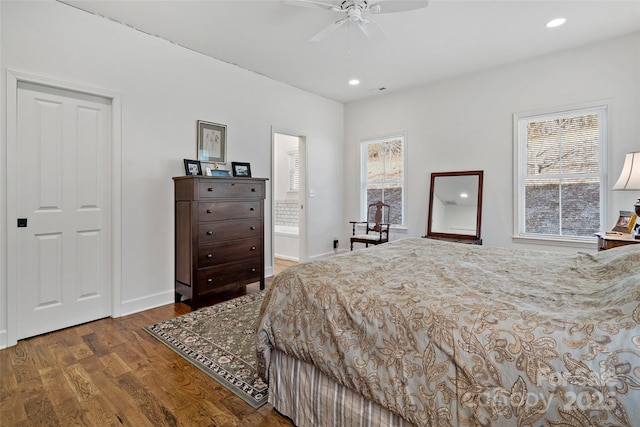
612 210 637 233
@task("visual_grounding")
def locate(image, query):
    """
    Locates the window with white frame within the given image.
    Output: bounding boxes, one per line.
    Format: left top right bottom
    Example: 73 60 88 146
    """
515 105 607 240
288 150 299 192
361 135 405 226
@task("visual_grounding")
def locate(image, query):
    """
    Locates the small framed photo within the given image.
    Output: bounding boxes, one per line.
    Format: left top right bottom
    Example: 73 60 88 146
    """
232 162 251 177
201 162 214 176
197 120 227 164
183 159 202 176
612 210 637 233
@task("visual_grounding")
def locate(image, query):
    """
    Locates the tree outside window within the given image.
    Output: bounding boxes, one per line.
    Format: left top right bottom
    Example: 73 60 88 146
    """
361 136 404 226
516 106 606 239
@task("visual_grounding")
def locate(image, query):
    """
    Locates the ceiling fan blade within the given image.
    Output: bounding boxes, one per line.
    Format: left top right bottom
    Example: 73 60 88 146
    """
368 0 428 14
310 18 348 42
356 18 386 43
285 0 341 11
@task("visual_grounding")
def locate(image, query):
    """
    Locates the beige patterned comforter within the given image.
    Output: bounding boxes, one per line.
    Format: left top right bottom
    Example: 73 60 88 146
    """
257 238 640 426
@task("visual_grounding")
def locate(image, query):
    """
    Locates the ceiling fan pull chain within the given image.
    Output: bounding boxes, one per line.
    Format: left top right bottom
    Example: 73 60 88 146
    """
347 20 351 56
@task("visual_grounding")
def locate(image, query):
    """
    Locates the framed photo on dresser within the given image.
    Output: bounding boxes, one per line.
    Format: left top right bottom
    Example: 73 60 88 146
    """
183 159 201 176
232 162 251 177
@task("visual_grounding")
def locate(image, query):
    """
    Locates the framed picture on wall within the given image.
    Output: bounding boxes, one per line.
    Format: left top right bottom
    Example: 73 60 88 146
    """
197 120 227 164
232 162 251 177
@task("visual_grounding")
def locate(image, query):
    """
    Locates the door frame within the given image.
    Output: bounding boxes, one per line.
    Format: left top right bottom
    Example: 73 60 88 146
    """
4 70 122 348
271 127 308 268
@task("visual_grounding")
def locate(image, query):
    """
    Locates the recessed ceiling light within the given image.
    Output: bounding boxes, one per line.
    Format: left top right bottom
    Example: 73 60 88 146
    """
546 18 566 28
349 79 360 86
460 193 468 198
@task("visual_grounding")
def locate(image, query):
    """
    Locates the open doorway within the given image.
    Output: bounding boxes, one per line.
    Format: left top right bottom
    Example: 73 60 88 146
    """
272 130 307 269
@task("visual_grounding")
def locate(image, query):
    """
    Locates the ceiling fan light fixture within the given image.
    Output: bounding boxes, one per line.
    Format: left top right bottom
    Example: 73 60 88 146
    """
546 18 566 28
295 0 427 43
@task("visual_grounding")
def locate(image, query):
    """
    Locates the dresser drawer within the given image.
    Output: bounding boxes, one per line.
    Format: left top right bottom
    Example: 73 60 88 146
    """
196 262 262 296
198 219 261 244
198 238 262 267
199 180 264 199
198 201 261 221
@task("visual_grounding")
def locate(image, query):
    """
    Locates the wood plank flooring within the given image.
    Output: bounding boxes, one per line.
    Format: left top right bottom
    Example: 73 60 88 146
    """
1 259 297 426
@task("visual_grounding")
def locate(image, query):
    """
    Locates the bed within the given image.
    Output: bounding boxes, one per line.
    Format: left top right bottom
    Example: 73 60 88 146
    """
256 237 640 427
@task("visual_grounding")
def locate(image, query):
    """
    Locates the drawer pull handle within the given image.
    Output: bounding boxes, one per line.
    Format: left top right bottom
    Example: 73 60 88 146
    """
206 231 213 236
250 207 255 211
250 226 256 231
251 188 256 192
231 183 236 186
206 209 213 214
207 187 213 192
251 246 257 251
251 268 257 273
207 253 213 258
207 278 213 284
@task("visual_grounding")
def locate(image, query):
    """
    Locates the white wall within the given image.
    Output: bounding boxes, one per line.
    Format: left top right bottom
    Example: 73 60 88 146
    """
432 200 477 235
0 1 5 347
344 32 640 250
0 0 344 346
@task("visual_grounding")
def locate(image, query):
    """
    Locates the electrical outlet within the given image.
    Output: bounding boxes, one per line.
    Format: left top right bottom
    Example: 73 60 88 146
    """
333 239 339 249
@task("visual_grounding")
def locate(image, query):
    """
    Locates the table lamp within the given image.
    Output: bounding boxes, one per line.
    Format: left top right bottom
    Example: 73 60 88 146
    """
613 151 640 218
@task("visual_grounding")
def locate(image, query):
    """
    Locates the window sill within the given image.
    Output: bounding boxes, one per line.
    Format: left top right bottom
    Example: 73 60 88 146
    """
512 235 596 250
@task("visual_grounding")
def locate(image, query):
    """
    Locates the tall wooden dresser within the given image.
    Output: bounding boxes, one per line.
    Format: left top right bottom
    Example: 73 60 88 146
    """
173 176 267 307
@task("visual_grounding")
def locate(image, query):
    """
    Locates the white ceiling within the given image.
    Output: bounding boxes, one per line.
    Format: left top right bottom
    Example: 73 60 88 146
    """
61 0 640 104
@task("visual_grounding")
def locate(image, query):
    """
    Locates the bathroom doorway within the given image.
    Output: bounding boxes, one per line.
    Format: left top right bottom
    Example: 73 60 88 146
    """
272 130 307 267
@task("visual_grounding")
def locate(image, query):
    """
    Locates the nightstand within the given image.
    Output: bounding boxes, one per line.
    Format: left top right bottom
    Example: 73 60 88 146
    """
595 232 640 251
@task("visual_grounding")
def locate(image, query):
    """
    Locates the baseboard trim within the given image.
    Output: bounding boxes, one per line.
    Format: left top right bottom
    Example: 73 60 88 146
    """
119 291 175 317
274 254 299 262
0 329 8 350
308 250 343 261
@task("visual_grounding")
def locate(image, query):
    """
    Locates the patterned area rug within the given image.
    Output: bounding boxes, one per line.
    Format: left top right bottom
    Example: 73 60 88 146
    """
144 292 268 408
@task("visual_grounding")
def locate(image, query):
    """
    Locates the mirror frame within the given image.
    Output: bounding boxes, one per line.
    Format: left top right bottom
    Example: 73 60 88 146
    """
426 170 484 242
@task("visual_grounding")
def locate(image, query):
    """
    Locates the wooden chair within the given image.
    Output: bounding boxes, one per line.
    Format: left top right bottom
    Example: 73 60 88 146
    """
350 201 391 250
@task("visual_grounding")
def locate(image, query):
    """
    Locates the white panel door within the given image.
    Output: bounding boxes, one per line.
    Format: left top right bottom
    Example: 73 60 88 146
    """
16 82 112 340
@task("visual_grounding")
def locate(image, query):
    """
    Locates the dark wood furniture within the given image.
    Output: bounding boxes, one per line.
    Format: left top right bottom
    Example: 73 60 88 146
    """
426 170 484 245
424 235 482 245
173 176 267 307
349 201 391 250
595 231 640 251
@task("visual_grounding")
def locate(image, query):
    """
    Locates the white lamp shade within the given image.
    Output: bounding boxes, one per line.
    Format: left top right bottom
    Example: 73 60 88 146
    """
612 151 640 190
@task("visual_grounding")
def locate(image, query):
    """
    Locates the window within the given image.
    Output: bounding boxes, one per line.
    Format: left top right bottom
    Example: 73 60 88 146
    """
515 105 607 241
361 135 405 226
288 150 299 192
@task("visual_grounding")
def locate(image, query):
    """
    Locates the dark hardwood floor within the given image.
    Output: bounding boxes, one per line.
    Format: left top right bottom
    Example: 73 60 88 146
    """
1 259 297 427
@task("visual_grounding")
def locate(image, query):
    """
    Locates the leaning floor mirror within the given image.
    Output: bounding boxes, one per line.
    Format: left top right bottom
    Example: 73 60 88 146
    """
426 170 484 244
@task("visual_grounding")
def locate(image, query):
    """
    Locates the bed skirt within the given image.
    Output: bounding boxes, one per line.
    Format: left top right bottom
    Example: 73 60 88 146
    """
268 350 413 427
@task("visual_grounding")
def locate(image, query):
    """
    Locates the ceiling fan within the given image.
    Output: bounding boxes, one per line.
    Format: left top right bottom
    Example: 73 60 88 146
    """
288 0 428 43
